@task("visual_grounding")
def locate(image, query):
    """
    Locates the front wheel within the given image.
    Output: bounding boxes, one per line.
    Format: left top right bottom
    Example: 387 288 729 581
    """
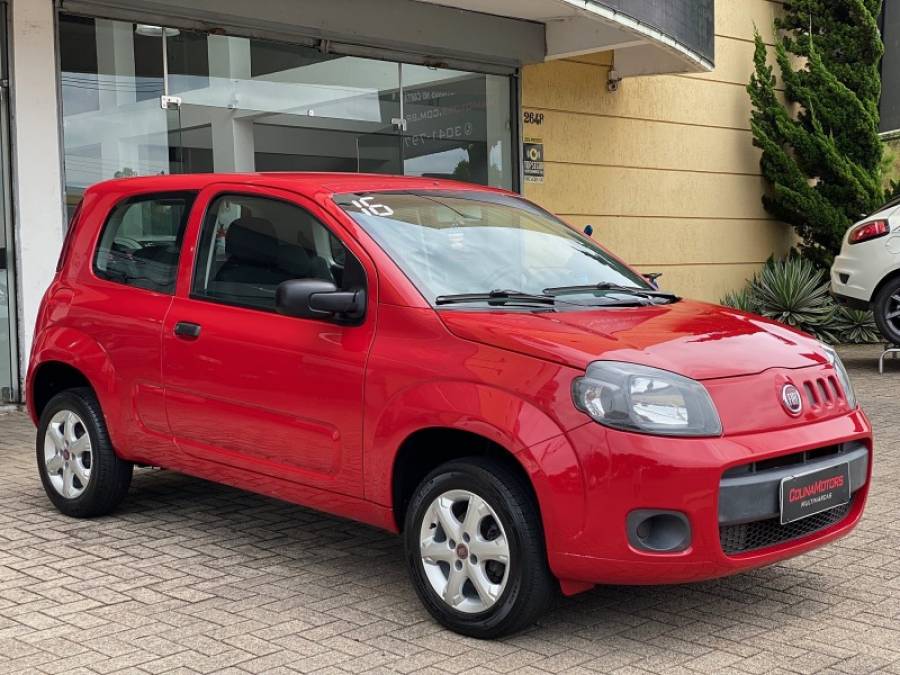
404 458 555 638
873 276 900 345
36 387 133 518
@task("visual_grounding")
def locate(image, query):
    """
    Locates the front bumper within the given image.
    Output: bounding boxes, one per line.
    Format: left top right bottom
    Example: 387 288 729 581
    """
548 409 872 587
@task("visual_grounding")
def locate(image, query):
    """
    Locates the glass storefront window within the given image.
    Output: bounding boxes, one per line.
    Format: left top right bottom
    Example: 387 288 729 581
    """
59 13 515 215
401 65 511 186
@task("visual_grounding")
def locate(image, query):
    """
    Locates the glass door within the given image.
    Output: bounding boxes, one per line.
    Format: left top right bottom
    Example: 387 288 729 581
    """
0 0 16 402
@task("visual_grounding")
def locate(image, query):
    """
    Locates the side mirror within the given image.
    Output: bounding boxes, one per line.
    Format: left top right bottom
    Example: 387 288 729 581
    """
276 279 366 323
642 272 662 289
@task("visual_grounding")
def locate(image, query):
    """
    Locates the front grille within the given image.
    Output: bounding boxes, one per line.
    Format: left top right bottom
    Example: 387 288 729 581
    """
802 374 843 411
719 501 852 555
722 444 845 478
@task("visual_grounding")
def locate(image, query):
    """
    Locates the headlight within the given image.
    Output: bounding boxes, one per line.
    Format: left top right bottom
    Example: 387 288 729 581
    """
572 361 722 437
822 345 857 409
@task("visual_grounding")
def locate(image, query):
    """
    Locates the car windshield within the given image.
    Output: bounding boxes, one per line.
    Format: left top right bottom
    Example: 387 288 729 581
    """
333 190 651 305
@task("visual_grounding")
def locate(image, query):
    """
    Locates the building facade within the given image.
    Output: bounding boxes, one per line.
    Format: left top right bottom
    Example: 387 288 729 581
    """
0 0 789 402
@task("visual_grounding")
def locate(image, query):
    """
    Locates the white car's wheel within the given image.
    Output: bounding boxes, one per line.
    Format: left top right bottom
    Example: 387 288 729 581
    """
873 277 900 345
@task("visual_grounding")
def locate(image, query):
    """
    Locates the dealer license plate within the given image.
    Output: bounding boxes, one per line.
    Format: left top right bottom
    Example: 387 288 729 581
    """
780 463 851 525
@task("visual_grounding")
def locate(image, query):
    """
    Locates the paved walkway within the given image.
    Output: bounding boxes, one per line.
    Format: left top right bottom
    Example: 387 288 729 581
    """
1 345 898 674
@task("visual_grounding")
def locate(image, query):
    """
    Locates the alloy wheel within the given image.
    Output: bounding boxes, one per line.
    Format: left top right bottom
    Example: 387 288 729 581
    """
418 489 510 613
886 292 900 333
43 409 93 499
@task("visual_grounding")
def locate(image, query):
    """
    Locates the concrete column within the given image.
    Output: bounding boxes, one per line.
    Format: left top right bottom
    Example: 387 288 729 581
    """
210 115 255 172
9 0 65 384
94 19 144 181
95 19 137 109
207 35 255 172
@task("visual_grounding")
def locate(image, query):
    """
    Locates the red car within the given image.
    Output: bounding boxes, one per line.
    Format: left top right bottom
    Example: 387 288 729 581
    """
28 174 872 638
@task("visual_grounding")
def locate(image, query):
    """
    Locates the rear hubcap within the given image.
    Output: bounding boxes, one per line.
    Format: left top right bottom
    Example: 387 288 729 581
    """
44 410 93 499
419 489 510 613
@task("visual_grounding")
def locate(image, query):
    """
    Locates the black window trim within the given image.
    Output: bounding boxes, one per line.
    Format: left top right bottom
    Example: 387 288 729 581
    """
92 190 198 295
188 190 367 317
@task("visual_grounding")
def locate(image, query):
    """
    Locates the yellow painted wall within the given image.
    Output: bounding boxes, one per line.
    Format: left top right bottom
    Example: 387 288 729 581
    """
521 0 792 302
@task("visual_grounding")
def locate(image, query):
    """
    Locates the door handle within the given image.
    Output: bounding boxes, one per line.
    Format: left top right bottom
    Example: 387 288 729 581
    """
173 321 202 338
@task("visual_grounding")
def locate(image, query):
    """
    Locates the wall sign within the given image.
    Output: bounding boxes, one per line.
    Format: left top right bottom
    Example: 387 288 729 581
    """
523 138 544 183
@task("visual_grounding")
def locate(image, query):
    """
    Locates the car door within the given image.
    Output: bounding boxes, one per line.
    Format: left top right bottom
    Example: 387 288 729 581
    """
73 189 196 466
162 184 376 497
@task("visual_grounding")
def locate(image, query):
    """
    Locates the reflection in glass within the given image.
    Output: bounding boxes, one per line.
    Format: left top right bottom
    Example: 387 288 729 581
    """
60 15 180 218
59 12 515 216
0 3 14 402
0 222 10 401
401 65 511 186
336 191 646 301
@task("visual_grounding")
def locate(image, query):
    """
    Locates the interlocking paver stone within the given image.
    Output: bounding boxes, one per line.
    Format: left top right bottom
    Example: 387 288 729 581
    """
1 344 899 673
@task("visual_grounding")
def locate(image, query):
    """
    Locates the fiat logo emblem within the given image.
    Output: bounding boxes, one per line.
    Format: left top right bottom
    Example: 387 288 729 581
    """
781 383 803 416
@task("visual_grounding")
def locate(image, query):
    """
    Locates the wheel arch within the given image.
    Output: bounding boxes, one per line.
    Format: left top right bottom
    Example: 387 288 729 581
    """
27 326 118 429
30 361 95 421
391 427 539 533
872 264 900 303
372 380 589 560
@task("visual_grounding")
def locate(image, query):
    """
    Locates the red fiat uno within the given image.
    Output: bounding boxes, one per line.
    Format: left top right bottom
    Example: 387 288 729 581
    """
28 174 872 638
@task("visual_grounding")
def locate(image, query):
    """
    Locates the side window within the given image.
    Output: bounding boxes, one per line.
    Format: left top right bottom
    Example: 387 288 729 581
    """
191 194 362 312
94 192 196 293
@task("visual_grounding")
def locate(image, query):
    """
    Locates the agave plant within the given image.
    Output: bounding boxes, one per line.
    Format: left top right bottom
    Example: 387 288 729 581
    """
831 306 881 344
747 257 836 341
720 288 758 313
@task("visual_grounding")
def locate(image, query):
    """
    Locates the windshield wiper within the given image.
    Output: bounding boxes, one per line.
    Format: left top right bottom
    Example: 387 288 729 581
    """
543 282 679 302
435 289 556 307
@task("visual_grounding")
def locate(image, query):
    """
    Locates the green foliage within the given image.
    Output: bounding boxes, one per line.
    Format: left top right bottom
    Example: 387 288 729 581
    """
747 1 885 268
831 306 881 343
720 288 758 313
747 258 836 340
887 175 900 202
720 257 879 344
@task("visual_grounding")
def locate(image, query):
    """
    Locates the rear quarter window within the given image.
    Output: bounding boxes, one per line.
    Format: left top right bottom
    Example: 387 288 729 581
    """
93 192 196 294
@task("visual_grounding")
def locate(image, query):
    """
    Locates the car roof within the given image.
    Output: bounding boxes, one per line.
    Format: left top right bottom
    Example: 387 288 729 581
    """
83 172 512 200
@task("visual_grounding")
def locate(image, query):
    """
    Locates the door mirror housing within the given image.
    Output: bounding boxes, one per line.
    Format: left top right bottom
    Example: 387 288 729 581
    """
276 279 366 323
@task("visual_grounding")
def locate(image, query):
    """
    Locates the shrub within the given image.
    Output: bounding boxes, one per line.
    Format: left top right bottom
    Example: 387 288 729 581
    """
748 257 836 340
720 257 878 344
831 306 881 344
720 288 757 313
747 2 885 269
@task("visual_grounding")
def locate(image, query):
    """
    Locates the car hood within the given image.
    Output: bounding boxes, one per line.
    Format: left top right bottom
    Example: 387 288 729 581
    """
437 300 828 380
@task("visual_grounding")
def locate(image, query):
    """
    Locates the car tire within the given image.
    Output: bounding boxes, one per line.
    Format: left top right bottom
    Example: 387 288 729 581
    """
873 276 900 345
404 457 555 638
36 387 133 518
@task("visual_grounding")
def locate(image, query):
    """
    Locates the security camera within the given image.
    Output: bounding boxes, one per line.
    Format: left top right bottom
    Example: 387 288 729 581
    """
607 69 622 93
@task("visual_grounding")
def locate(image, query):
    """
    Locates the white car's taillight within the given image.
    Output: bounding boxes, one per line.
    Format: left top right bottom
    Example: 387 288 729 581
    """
848 219 890 244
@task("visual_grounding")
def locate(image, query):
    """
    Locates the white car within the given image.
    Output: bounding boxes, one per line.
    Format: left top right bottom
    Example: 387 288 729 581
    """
831 201 900 344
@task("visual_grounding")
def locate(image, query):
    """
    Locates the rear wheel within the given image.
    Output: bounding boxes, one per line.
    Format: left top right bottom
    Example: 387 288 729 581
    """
404 458 555 638
873 276 900 345
36 388 133 518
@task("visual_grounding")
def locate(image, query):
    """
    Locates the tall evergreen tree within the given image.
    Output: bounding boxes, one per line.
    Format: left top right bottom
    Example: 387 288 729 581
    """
747 0 885 268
